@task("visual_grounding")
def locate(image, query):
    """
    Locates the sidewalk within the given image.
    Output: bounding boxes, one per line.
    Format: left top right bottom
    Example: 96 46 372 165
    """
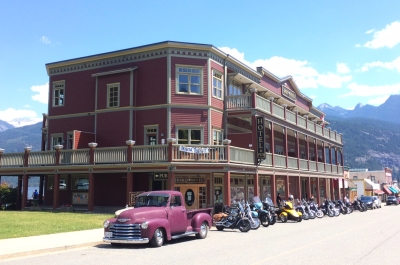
0 228 103 260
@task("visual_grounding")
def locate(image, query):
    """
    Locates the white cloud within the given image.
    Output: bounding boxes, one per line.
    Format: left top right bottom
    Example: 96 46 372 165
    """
341 82 400 97
365 29 375 34
309 95 317 99
40 36 51 44
31 82 49 104
317 73 352 88
360 56 400 72
337 63 350 74
367 95 390 106
355 44 361 48
0 108 42 122
363 21 400 49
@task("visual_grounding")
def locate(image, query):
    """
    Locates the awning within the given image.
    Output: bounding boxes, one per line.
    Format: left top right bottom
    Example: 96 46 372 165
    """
383 185 392 195
374 189 385 195
393 186 400 193
388 186 397 193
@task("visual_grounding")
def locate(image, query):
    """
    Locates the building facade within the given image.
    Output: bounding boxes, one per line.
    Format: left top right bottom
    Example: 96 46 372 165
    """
0 41 345 212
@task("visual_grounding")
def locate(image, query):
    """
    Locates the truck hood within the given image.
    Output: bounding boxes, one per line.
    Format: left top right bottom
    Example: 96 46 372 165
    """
116 207 167 223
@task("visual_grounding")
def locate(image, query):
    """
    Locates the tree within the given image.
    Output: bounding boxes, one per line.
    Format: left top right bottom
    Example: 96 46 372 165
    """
0 182 17 209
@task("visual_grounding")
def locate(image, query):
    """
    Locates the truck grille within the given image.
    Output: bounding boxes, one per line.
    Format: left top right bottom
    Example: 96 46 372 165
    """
109 223 142 239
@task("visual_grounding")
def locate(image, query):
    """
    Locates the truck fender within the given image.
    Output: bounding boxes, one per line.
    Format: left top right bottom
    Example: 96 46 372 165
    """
190 213 212 233
142 219 172 241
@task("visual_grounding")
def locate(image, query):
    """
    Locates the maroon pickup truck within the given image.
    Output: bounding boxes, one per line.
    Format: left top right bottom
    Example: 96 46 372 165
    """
103 190 213 247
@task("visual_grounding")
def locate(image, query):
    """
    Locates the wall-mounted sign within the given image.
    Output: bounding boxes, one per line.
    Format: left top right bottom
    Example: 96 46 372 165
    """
256 116 266 160
152 173 168 181
282 85 296 102
175 177 205 184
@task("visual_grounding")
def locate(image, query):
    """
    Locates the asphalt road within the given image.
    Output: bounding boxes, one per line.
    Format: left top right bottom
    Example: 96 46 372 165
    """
2 204 400 265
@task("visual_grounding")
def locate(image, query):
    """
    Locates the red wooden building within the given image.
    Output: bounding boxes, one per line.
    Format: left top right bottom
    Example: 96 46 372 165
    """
0 41 345 212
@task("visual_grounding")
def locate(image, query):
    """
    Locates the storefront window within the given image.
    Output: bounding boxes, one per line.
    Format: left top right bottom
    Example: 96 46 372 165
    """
72 176 89 190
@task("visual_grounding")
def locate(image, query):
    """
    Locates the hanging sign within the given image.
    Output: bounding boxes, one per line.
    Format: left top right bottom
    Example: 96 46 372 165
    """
282 85 296 102
256 116 266 160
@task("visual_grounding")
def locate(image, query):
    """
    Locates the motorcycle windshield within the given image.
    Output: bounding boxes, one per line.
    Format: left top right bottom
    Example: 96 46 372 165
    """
264 197 273 205
253 196 261 203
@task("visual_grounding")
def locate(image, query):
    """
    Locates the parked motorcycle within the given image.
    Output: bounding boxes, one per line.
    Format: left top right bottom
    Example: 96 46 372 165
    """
302 199 316 219
321 199 335 217
275 197 302 223
344 200 354 214
336 200 348 215
252 196 274 227
309 200 323 218
295 199 309 220
244 201 260 230
215 202 251 232
262 197 277 225
352 199 368 212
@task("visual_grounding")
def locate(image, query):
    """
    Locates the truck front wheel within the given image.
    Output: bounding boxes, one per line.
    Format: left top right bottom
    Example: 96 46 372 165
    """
150 228 164 247
196 222 208 239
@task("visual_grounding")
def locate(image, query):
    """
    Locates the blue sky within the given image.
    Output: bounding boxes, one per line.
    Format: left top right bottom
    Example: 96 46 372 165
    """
1 1 400 127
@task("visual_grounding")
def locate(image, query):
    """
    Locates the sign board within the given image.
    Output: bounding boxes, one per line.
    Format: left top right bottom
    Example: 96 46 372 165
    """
175 177 205 184
282 85 296 102
152 173 168 181
256 116 266 160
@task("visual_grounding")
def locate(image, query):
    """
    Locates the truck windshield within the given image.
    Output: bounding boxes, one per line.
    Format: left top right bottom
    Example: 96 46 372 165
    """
136 195 169 207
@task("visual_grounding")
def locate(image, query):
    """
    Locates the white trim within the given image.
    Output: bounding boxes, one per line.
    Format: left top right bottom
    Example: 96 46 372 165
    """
51 133 63 149
144 125 159 145
52 80 65 107
107 83 120 108
175 126 204 144
212 69 224 100
91 67 138 77
175 65 203 95
207 58 211 106
129 70 134 140
167 52 171 139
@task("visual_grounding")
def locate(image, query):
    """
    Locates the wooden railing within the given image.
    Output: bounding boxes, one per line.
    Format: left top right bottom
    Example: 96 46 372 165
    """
298 116 306 128
309 161 317 171
332 165 338 173
318 162 325 172
134 145 168 162
230 147 254 164
0 152 24 167
172 145 226 162
226 95 251 109
286 110 296 124
274 154 286 168
260 153 273 166
272 103 284 119
316 124 323 135
60 149 90 165
255 95 270 113
307 120 314 132
96 147 127 163
299 159 308 170
28 151 55 166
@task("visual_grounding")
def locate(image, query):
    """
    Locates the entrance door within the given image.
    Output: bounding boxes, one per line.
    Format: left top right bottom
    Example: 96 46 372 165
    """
175 185 206 210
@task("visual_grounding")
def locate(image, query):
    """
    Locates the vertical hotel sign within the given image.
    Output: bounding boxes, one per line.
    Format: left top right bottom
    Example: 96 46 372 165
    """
256 117 266 160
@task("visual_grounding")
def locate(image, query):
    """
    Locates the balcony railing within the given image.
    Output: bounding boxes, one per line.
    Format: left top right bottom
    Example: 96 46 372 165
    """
0 152 24 167
226 95 251 109
274 154 286 168
299 159 308 170
255 95 270 113
230 147 254 164
332 165 338 173
318 162 325 172
134 145 168 162
309 161 317 171
260 153 273 166
288 157 298 169
286 110 296 124
298 116 306 128
272 103 284 119
60 149 90 165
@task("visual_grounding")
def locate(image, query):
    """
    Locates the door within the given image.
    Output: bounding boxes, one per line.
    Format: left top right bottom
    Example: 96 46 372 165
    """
175 185 207 210
168 194 187 234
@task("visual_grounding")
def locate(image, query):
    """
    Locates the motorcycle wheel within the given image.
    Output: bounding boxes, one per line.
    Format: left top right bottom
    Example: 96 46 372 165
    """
297 217 302 222
316 211 323 218
238 220 251 232
328 210 334 217
261 217 269 227
251 218 261 230
280 214 288 223
302 213 309 220
270 216 277 225
216 225 224 231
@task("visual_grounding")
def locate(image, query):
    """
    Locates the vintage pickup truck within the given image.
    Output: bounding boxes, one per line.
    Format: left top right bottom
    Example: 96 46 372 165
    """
103 190 213 247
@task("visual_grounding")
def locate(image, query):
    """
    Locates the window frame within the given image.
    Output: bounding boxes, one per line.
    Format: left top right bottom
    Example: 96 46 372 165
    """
52 81 65 107
212 70 223 100
176 65 203 95
51 134 63 149
144 125 158 145
107 83 120 108
213 129 223 145
176 126 203 145
228 80 243 96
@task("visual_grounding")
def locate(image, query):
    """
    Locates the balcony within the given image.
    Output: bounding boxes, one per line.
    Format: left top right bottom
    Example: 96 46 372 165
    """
0 143 344 176
225 95 343 144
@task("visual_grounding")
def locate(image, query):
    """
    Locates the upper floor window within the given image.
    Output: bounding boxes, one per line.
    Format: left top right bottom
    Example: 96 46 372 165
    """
353 176 358 180
53 81 65 107
176 66 202 95
229 81 242 96
213 72 223 99
145 127 158 145
213 129 223 145
51 134 63 149
107 83 119 108
177 128 202 145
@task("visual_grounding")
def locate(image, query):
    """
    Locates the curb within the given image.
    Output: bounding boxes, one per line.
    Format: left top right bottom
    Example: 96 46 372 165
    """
0 241 103 261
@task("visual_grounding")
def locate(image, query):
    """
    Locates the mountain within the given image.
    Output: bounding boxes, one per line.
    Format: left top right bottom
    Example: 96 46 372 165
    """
0 122 42 152
318 94 400 124
0 120 14 132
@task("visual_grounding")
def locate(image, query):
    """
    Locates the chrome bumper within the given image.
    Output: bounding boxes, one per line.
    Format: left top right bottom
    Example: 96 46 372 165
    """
103 237 149 244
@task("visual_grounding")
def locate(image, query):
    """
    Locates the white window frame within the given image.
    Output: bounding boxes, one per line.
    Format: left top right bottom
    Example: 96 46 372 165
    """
144 125 158 145
52 81 65 107
107 83 120 108
67 132 74 149
212 71 223 100
213 129 223 145
176 65 203 95
176 126 203 145
51 134 63 149
228 80 242 96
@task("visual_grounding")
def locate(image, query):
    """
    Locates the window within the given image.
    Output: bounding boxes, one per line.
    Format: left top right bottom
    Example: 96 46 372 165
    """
371 176 375 182
213 129 223 145
107 83 119 108
275 145 284 155
171 195 182 206
53 81 65 107
145 127 158 145
213 72 223 99
353 176 358 180
229 81 242 96
67 132 73 149
177 128 202 144
176 66 202 94
51 134 63 149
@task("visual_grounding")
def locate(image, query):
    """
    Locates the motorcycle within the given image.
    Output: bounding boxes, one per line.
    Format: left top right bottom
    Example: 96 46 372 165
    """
309 200 323 218
336 200 348 215
244 201 260 230
275 199 302 223
302 199 316 219
321 199 335 217
262 197 277 225
215 201 251 232
344 199 354 214
252 196 274 227
352 199 368 212
295 199 309 220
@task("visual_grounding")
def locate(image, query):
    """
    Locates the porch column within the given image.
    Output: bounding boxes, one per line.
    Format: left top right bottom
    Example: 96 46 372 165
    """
224 171 231 206
316 177 321 205
307 176 311 200
284 127 288 168
285 174 290 199
88 173 95 211
271 174 276 205
39 175 44 206
253 173 259 197
167 170 175 190
295 131 300 169
126 140 135 163
328 144 332 172
330 178 335 200
53 174 60 209
22 174 28 208
270 122 275 167
297 176 301 200
17 176 22 210
126 172 133 205
322 142 326 172
335 147 339 172
342 179 346 199
314 139 318 171
305 136 310 171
